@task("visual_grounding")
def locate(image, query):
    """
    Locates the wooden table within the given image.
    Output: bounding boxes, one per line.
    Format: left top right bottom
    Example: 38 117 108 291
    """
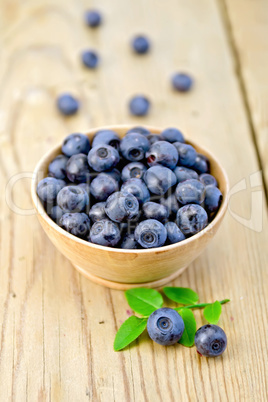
0 0 267 400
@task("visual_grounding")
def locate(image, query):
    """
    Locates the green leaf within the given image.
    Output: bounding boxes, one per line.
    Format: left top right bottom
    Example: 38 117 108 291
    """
204 301 222 324
114 316 147 351
163 287 199 305
125 288 163 316
178 308 197 347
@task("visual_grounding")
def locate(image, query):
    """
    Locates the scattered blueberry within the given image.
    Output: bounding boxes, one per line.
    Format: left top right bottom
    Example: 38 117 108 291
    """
200 173 218 187
142 202 168 223
37 177 65 203
129 95 150 116
48 155 68 180
131 35 150 54
147 308 184 345
92 130 120 150
84 10 102 28
126 126 151 136
90 173 119 201
193 153 210 174
172 73 193 92
89 202 106 222
146 141 178 169
105 192 139 223
134 219 167 248
204 186 223 213
57 94 80 116
121 233 138 249
177 204 208 235
62 133 90 157
175 179 205 205
59 212 90 239
121 178 150 204
81 50 99 69
174 166 199 183
194 325 227 357
57 185 89 213
90 219 121 247
165 222 185 244
161 128 185 143
121 162 147 182
173 142 197 167
66 153 91 183
120 133 150 162
143 166 177 195
88 144 120 172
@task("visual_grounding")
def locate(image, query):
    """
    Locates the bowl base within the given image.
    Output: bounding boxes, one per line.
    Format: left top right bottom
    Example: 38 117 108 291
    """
73 264 188 290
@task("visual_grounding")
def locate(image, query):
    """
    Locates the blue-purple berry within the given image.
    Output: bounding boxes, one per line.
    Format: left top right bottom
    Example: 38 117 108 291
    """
105 192 139 223
57 94 80 116
62 133 90 157
165 222 185 244
143 166 177 195
142 202 169 223
84 10 102 27
172 73 193 92
134 219 167 248
174 166 199 183
200 173 218 187
146 141 178 169
81 50 99 69
121 162 147 182
121 178 150 204
48 155 68 180
194 325 227 357
57 185 89 213
176 204 208 235
66 153 91 183
37 177 65 203
59 212 90 239
147 308 184 345
175 179 205 205
88 144 120 172
89 219 121 247
90 173 119 201
161 128 185 143
131 35 150 54
173 142 197 167
129 95 150 116
204 186 223 213
92 130 120 150
120 133 150 162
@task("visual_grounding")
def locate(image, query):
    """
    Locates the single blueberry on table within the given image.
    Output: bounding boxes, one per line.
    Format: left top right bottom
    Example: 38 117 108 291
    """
121 233 139 249
160 128 185 143
176 204 208 235
120 132 150 162
131 35 150 54
165 222 185 244
37 177 65 203
121 162 147 182
173 142 197 167
129 95 150 116
57 186 89 213
194 325 227 357
88 144 120 172
89 219 121 247
126 126 151 136
88 202 106 222
48 205 64 223
160 193 179 216
90 173 119 201
174 166 199 183
57 94 80 116
193 153 210 174
48 155 69 180
143 166 177 195
204 185 223 213
142 202 169 223
146 141 178 169
59 212 90 239
81 50 99 69
147 308 185 345
62 133 90 157
134 219 167 248
121 178 150 204
105 191 139 223
84 9 102 27
175 179 205 205
171 72 193 92
92 130 120 150
200 173 218 187
66 153 91 183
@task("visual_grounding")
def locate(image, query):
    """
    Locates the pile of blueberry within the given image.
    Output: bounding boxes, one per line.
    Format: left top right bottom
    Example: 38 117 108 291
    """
56 9 193 117
37 127 223 249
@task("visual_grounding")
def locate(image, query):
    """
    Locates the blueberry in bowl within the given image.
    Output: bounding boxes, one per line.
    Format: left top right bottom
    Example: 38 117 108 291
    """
32 125 228 289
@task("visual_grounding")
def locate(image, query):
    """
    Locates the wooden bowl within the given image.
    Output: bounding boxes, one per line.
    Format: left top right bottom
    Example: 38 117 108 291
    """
31 125 229 290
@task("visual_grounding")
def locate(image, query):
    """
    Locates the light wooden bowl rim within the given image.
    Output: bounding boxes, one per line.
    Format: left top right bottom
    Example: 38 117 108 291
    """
31 124 229 254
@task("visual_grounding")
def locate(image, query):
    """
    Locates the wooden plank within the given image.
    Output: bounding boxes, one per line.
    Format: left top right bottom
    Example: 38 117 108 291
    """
220 0 268 191
0 0 267 400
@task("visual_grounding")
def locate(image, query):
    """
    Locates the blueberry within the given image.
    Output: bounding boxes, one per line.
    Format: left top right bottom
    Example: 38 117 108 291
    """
129 95 150 116
176 204 208 235
92 130 120 150
105 191 139 223
88 144 120 172
175 179 205 205
165 222 185 244
143 166 177 195
146 141 178 169
160 193 179 216
194 325 227 357
193 153 210 174
78 182 91 195
161 128 185 143
121 178 150 204
62 133 90 157
57 94 80 116
126 126 151 136
147 134 163 145
48 205 64 223
59 212 90 239
204 186 223 213
37 177 65 203
134 219 167 248
90 173 119 201
81 50 99 69
173 142 197 167
48 155 68 180
121 162 147 182
200 173 218 187
104 168 121 183
84 10 102 27
171 73 193 92
120 133 150 162
131 35 150 54
174 166 199 183
66 153 90 183
147 308 184 345
57 185 89 213
142 202 169 223
89 219 121 247
121 233 138 249
88 202 106 222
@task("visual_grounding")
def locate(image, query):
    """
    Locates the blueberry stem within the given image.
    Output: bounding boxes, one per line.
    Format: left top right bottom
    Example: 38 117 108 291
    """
175 299 230 310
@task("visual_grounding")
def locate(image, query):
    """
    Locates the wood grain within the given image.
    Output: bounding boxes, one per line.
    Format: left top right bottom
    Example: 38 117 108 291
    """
0 0 267 401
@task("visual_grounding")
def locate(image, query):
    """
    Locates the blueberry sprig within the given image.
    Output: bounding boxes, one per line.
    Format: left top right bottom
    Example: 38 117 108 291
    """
114 287 230 355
